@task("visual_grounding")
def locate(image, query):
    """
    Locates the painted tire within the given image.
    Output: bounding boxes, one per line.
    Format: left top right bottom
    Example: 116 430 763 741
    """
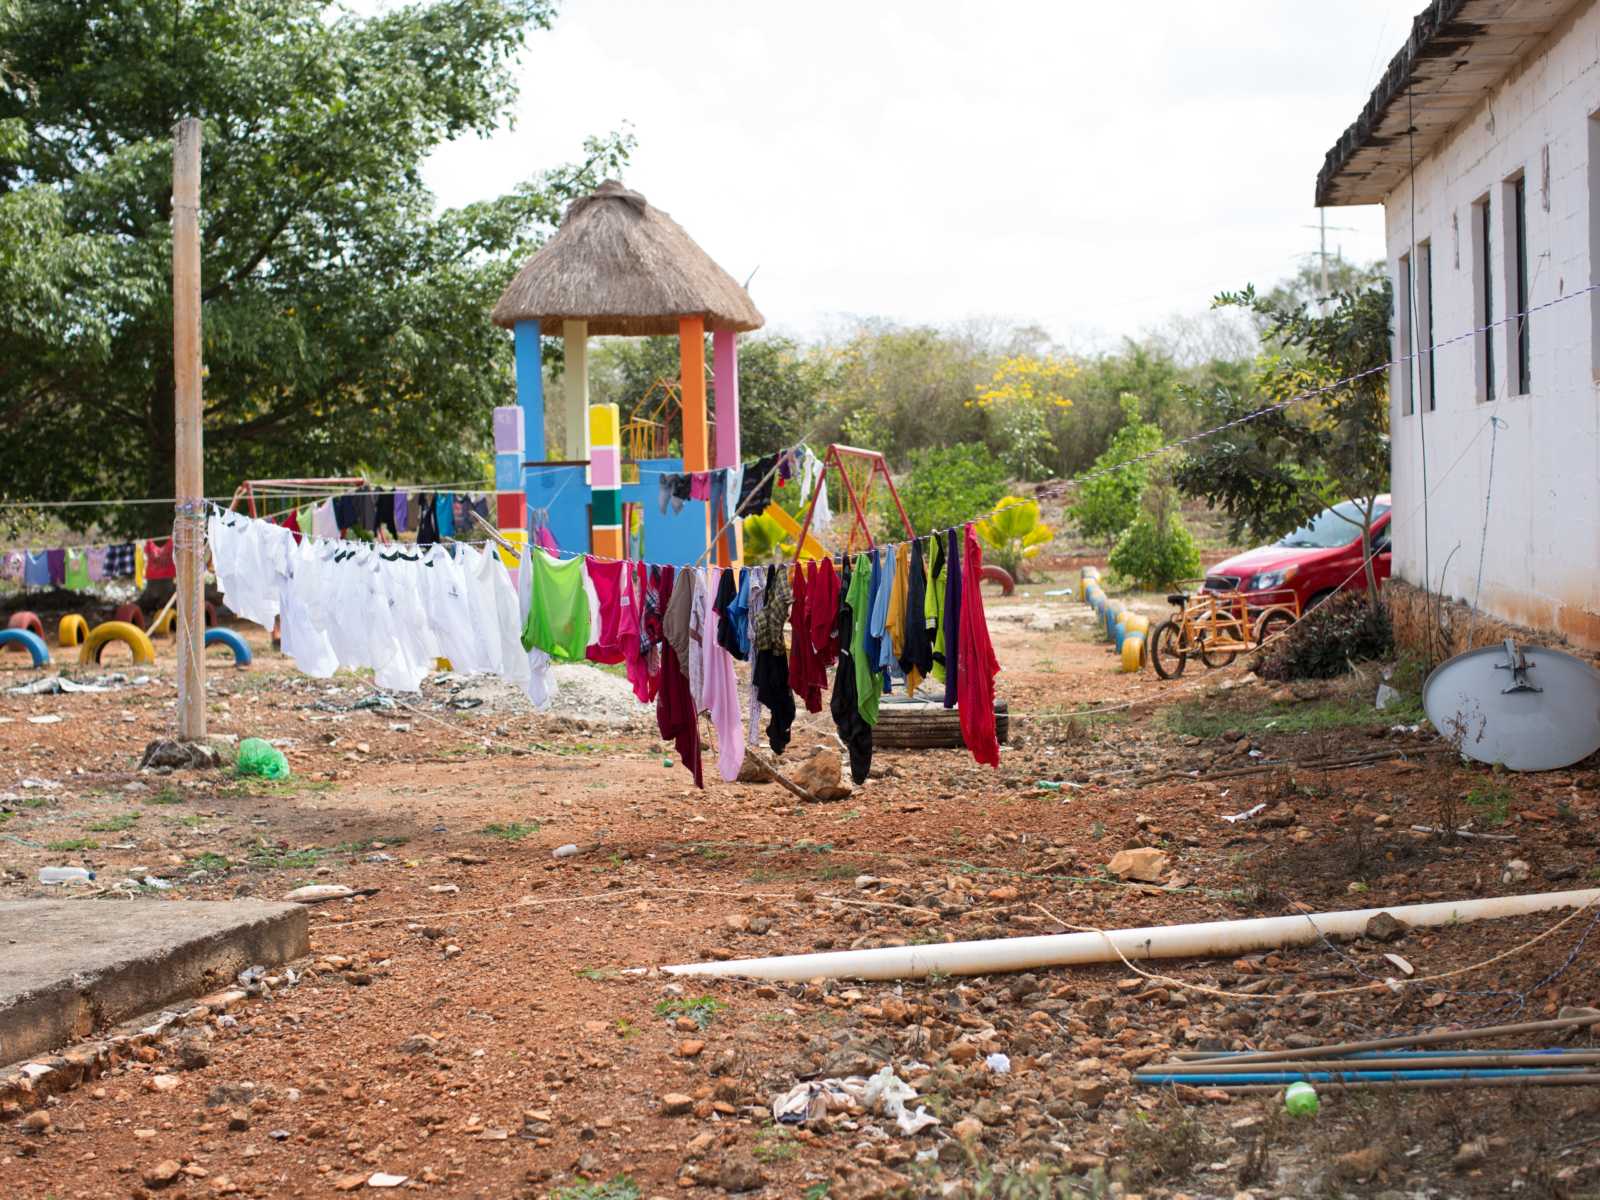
203 627 252 666
79 621 157 666
149 607 177 636
1081 566 1100 580
1121 634 1145 673
0 628 49 667
113 603 145 628
57 614 88 647
7 611 44 639
979 564 1015 596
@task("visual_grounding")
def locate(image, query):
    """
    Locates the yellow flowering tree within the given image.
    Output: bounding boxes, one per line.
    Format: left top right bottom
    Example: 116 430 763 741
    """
971 355 1077 480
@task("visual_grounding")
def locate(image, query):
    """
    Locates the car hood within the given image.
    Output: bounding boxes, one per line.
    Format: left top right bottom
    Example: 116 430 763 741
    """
1209 544 1338 580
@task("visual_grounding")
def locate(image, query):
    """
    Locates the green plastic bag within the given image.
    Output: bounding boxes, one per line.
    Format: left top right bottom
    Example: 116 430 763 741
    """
236 737 289 780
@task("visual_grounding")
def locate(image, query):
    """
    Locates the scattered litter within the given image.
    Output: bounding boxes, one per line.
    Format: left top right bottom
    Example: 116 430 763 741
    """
237 965 267 987
772 1067 939 1135
283 884 355 903
388 723 412 733
862 1066 940 1135
1284 1081 1320 1116
236 737 290 780
26 714 63 724
1221 803 1267 824
20 777 59 790
1391 723 1422 734
1042 587 1073 596
1384 953 1416 977
38 866 95 885
1409 825 1517 841
141 876 174 890
1246 749 1264 758
1375 683 1401 710
446 697 484 711
9 675 114 695
984 1052 1011 1074
367 1173 407 1188
552 844 580 859
352 695 396 711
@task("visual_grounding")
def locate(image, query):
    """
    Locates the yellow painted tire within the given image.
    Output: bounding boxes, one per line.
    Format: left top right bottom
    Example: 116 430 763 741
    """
149 607 177 636
435 657 452 672
58 614 88 647
79 621 157 666
1122 634 1145 673
1123 613 1149 638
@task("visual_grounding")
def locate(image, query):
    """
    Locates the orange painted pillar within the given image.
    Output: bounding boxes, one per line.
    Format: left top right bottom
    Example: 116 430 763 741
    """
679 317 708 473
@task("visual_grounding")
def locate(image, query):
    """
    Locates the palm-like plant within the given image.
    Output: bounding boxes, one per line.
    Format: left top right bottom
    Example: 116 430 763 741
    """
976 497 1054 581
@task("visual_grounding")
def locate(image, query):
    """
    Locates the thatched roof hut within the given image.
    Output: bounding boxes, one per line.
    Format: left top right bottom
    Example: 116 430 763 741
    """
491 181 764 337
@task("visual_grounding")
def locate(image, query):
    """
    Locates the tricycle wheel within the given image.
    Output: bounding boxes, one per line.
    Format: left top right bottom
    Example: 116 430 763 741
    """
1150 620 1187 679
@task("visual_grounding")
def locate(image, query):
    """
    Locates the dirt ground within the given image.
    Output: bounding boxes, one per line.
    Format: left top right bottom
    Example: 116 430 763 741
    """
2 582 1598 1200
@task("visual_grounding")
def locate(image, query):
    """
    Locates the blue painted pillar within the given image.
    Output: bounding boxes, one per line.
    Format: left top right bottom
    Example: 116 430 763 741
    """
514 319 545 462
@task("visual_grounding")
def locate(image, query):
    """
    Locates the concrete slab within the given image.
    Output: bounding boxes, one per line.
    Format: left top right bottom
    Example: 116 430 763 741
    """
0 900 308 1065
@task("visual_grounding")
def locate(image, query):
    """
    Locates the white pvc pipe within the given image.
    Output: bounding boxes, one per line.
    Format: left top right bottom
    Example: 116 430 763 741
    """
659 888 1600 982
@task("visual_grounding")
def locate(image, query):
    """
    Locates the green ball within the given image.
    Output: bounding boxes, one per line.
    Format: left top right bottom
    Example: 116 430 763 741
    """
1284 1081 1319 1116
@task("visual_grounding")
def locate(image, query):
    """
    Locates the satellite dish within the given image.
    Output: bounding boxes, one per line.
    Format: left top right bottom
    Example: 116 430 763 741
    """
1423 639 1600 772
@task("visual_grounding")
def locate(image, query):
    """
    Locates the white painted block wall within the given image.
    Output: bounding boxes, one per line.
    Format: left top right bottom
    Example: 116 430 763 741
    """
1382 5 1600 646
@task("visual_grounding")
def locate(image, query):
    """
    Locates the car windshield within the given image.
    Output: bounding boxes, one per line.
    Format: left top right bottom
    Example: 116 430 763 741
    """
1275 500 1390 549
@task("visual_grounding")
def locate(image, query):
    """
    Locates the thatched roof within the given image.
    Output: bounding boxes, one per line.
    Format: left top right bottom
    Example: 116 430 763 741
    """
491 181 765 336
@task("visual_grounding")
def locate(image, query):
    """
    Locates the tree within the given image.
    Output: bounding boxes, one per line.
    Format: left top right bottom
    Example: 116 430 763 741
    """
1108 471 1200 590
1068 395 1164 544
970 353 1074 481
1173 278 1392 600
0 0 630 531
896 444 1007 538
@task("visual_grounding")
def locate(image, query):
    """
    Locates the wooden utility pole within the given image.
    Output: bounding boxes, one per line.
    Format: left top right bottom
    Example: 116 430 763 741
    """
172 117 206 742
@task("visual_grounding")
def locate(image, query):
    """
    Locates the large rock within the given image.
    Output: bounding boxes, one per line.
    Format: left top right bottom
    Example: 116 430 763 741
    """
1106 848 1169 882
787 745 851 802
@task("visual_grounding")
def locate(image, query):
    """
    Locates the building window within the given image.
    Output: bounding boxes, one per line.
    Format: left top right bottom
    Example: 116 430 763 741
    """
1396 253 1413 416
1419 239 1436 411
1473 194 1495 402
1505 174 1530 395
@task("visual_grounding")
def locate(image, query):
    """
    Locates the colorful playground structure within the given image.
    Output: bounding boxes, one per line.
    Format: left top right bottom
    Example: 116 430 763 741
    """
489 180 766 566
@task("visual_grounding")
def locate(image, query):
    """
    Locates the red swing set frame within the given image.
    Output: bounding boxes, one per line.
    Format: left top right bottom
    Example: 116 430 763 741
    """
791 444 914 560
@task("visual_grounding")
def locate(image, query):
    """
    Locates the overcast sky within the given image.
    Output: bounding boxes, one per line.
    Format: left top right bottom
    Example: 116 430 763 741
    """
423 1 1416 349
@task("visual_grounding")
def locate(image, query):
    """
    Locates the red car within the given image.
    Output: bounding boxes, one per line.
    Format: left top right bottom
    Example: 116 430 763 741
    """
1203 496 1392 615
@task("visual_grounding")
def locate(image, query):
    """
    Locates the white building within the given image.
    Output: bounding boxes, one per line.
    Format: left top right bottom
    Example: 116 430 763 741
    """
1318 0 1600 648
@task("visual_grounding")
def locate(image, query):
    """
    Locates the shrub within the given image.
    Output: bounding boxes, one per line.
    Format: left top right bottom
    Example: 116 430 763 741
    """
896 443 1007 536
1108 508 1200 590
1258 590 1394 681
976 496 1054 581
1069 394 1164 543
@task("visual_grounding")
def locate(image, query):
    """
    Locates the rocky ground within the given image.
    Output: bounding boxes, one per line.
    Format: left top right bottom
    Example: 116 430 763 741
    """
1 584 1598 1200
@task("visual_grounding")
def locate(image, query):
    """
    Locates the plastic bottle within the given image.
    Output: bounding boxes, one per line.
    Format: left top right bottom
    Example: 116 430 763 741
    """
39 866 95 885
1284 1081 1319 1117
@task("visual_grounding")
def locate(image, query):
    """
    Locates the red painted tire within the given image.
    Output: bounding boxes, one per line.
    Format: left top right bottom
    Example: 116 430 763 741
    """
979 564 1015 596
6 611 44 639
114 603 145 628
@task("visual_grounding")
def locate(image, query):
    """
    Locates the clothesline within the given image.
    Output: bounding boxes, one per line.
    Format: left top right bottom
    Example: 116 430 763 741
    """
209 507 1002 790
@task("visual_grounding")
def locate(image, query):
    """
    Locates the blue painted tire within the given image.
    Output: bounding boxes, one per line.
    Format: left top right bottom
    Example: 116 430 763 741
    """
0 628 50 667
204 627 252 666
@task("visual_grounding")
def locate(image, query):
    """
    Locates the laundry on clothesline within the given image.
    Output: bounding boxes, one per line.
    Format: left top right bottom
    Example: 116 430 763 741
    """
2 539 153 587
205 506 1002 789
654 445 830 530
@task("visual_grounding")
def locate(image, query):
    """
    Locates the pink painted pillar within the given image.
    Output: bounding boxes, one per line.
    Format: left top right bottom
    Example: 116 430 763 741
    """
713 330 740 469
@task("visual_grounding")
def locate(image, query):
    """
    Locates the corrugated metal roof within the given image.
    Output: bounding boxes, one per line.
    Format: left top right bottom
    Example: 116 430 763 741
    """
1316 0 1585 206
